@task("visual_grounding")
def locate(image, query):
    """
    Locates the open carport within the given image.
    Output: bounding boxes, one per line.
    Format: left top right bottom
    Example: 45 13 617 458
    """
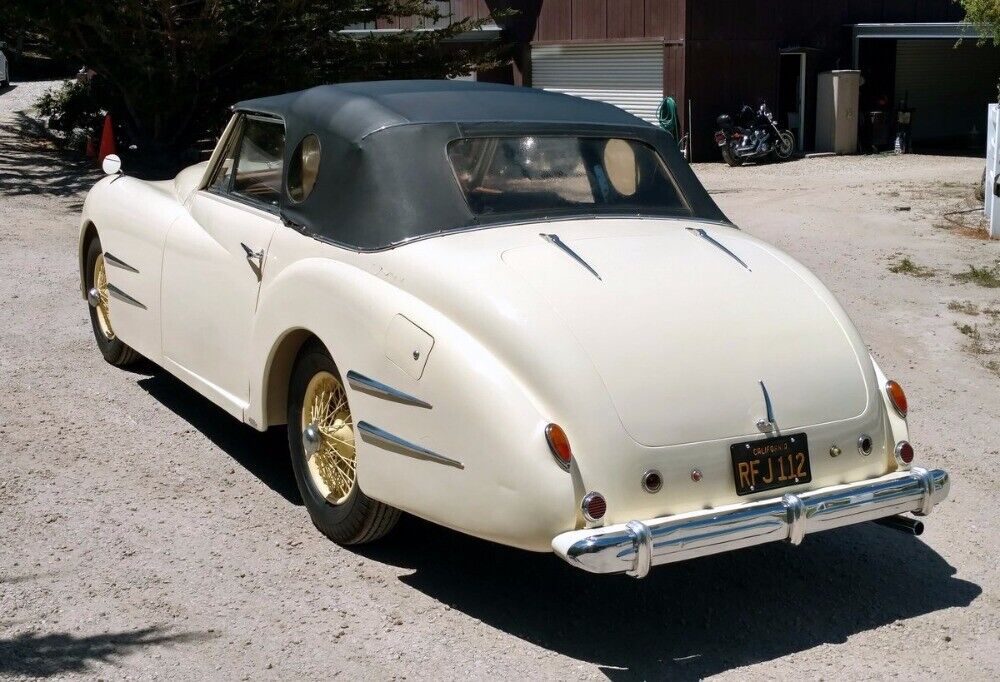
854 23 1000 152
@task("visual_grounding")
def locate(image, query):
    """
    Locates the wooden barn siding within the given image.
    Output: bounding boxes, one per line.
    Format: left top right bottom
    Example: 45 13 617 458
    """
664 42 686 131
686 0 963 41
377 1 491 30
535 0 685 41
683 0 963 159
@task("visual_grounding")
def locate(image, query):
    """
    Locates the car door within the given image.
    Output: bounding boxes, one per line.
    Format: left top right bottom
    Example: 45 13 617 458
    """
160 113 284 417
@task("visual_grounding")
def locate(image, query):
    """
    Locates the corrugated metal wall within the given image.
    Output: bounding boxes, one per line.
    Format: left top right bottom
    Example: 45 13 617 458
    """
531 43 665 124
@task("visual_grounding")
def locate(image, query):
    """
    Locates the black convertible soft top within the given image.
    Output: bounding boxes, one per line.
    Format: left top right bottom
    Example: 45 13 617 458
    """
235 80 728 251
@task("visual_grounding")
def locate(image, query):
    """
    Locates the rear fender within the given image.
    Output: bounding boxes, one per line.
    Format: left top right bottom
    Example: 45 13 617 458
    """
248 254 577 551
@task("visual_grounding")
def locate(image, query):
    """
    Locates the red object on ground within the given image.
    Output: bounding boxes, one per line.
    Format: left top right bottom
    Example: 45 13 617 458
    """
85 136 97 158
97 114 117 163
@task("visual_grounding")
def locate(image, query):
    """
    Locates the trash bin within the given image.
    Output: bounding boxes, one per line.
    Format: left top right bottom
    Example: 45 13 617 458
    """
869 111 891 149
895 107 914 154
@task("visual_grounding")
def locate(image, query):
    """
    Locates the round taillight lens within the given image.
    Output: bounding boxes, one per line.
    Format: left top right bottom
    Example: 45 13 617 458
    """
895 441 914 465
886 380 908 418
581 492 607 522
545 423 572 470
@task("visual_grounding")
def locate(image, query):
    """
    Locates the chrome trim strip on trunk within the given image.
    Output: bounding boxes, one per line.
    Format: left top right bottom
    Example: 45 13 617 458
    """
357 421 463 469
687 227 751 271
103 252 139 273
539 233 602 281
552 467 949 578
759 380 775 424
106 283 147 309
346 371 432 409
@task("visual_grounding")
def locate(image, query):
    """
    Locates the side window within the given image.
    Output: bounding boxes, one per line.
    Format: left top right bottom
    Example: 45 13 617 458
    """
231 117 285 208
206 116 244 193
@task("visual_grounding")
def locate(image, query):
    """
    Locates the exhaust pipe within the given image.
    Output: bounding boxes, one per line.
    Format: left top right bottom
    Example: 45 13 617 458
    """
873 514 924 536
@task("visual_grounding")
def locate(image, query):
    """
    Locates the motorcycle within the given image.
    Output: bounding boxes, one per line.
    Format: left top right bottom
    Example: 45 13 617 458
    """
715 103 795 166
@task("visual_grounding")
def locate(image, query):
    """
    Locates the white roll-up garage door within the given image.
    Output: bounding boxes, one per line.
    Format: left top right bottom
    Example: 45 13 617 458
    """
532 43 664 125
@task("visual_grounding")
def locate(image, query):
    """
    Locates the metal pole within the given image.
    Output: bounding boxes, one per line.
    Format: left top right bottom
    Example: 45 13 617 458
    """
688 99 693 162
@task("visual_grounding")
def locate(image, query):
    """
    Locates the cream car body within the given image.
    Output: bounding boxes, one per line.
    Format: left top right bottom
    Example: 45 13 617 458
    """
79 81 949 577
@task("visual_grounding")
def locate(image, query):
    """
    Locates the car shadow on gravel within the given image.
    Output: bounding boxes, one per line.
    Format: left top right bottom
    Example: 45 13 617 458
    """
356 515 980 680
0 112 99 211
135 372 302 505
0 626 206 678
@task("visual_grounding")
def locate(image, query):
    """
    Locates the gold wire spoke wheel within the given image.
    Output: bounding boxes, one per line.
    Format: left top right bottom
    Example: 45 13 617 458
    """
301 371 357 505
93 253 115 339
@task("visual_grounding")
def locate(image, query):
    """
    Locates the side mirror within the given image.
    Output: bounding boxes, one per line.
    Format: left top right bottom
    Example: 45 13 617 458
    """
102 154 122 176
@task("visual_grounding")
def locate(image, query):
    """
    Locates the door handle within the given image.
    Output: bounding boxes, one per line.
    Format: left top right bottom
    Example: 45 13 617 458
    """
240 242 264 268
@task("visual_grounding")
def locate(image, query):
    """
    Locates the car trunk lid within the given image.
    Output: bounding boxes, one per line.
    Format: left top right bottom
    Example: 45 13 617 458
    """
501 224 870 447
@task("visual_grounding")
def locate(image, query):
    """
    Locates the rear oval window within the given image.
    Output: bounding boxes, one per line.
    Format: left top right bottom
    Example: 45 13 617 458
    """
288 134 321 203
604 139 638 197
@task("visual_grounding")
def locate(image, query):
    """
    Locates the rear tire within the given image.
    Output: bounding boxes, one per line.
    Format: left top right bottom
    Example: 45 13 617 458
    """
721 146 743 167
84 237 140 367
287 341 399 545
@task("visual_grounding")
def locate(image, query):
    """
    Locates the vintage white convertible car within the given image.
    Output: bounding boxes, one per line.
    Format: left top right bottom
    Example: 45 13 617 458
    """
79 81 950 577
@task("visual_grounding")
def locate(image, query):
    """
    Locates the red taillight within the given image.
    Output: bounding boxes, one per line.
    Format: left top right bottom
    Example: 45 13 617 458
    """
895 440 914 465
886 380 908 418
581 492 607 522
545 423 572 470
714 131 726 143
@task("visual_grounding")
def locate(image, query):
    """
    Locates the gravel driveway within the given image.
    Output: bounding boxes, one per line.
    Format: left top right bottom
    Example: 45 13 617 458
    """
0 85 997 680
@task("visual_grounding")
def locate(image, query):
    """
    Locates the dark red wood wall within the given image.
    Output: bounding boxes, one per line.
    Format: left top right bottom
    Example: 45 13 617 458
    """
385 1 967 159
682 0 963 158
533 1 685 42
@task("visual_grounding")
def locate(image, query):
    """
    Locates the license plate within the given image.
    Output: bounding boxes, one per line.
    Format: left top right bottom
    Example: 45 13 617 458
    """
730 433 811 496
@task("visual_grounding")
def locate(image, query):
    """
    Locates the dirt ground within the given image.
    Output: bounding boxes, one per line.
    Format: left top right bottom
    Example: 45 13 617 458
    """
1 80 998 680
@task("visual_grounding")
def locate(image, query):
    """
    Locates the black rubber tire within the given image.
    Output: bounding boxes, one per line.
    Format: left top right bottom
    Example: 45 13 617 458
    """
84 237 140 367
721 146 743 167
287 340 399 545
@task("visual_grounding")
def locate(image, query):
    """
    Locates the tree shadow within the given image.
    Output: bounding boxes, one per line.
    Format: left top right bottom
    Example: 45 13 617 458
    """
0 112 99 210
135 371 301 505
355 515 980 680
0 627 206 678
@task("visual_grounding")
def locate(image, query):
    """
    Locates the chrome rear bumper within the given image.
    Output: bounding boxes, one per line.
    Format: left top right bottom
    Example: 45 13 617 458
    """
551 467 949 578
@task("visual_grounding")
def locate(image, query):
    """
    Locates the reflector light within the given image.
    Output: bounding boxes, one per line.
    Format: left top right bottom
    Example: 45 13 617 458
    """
895 441 914 465
545 423 572 470
886 380 908 418
581 492 607 522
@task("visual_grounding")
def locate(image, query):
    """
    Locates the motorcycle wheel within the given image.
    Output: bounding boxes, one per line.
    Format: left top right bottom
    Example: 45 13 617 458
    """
720 146 743 167
773 130 795 160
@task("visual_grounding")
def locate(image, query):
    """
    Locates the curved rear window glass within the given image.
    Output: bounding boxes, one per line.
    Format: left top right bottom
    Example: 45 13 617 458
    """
447 136 689 219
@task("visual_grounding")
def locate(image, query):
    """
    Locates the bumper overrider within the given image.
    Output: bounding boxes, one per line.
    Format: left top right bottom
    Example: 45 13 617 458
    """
552 467 950 578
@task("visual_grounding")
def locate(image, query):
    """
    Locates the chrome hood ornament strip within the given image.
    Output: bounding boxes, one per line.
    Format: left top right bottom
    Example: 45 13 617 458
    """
687 227 751 271
346 370 432 409
540 233 602 281
103 252 139 273
357 422 463 469
106 283 147 309
757 380 776 433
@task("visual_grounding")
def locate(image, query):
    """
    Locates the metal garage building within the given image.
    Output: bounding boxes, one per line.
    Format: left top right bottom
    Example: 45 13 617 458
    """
421 2 998 160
